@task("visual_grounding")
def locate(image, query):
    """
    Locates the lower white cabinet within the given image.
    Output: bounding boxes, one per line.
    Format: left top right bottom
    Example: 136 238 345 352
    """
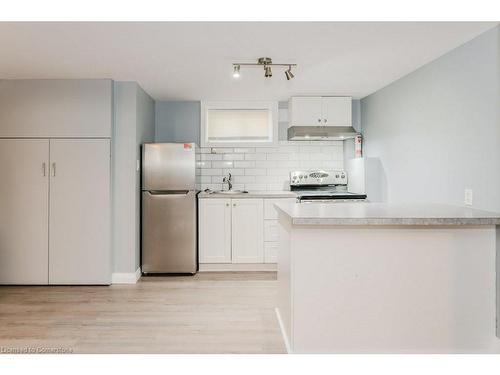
231 199 264 263
198 198 232 263
0 138 111 285
199 198 263 264
198 197 295 266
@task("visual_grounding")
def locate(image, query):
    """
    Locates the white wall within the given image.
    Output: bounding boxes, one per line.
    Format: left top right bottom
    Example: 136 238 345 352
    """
113 82 155 274
361 26 500 212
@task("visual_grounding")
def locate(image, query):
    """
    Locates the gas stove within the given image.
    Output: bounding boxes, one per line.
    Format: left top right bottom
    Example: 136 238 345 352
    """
290 170 367 203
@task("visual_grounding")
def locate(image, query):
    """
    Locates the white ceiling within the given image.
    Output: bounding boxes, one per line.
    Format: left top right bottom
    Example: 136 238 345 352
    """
0 22 496 101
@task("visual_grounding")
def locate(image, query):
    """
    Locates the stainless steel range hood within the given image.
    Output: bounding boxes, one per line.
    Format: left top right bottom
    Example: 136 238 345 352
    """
287 126 359 141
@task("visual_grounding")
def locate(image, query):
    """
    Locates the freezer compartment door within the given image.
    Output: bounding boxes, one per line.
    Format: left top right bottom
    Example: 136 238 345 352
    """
142 190 197 273
142 143 196 191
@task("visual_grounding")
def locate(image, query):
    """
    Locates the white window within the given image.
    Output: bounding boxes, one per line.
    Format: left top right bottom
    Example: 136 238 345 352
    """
201 101 278 147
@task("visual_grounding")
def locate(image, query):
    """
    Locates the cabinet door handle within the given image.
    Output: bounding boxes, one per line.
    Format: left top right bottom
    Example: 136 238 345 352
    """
51 162 56 177
42 162 46 177
233 203 236 207
324 119 327 123
317 118 321 123
226 203 229 207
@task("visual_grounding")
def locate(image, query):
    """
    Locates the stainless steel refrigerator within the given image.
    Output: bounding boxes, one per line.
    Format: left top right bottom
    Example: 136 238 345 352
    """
141 143 198 274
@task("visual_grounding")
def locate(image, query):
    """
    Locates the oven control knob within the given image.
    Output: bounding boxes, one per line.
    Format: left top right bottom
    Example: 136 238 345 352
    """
335 174 339 178
341 174 345 178
304 176 308 179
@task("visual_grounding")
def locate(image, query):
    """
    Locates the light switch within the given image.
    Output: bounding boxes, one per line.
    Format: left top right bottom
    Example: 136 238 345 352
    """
464 188 473 206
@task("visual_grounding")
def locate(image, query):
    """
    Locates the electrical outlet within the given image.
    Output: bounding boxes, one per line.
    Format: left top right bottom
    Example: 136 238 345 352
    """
464 188 473 206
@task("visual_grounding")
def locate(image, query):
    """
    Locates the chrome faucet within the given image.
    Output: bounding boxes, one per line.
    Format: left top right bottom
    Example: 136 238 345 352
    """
223 173 233 191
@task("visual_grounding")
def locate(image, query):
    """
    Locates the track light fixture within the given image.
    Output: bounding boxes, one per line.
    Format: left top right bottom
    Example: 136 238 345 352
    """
232 57 296 80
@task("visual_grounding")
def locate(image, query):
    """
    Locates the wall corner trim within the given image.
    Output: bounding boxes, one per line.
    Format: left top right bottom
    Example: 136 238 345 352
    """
111 268 141 284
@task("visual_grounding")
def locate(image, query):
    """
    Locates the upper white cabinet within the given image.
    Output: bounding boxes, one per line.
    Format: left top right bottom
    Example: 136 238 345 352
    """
199 198 232 263
231 199 264 263
289 96 352 127
0 79 113 138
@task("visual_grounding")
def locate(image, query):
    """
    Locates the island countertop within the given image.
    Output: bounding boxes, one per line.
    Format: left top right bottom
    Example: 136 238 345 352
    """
274 202 500 226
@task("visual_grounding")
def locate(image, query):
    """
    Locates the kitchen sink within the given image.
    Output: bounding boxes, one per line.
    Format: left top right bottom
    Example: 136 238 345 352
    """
214 190 248 195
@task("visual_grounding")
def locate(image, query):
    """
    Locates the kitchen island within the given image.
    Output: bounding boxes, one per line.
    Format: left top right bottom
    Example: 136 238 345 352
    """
274 202 500 353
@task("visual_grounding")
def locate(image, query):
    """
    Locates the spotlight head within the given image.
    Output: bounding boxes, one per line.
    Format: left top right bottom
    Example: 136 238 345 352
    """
264 65 272 78
233 64 240 78
285 67 295 80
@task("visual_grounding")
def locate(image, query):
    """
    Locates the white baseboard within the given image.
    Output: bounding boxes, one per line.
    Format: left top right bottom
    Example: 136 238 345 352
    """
112 267 141 284
199 263 277 272
275 307 292 354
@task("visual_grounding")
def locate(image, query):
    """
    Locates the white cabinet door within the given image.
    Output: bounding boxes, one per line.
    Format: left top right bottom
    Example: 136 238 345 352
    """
322 97 352 126
0 139 49 284
289 97 323 127
48 139 111 284
231 199 264 263
199 199 232 263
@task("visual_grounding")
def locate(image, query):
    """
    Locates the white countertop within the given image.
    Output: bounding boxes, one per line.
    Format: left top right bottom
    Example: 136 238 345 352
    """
198 190 297 199
274 202 500 226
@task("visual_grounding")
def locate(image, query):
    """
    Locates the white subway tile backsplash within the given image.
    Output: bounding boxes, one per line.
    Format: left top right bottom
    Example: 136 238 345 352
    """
196 161 211 168
233 175 256 183
234 161 255 168
200 168 222 176
223 153 245 161
199 176 212 183
244 153 266 161
234 147 255 153
244 168 266 176
255 160 278 168
256 147 279 153
211 176 225 183
211 161 234 168
266 153 290 161
223 168 245 176
200 154 222 161
244 183 267 191
267 168 291 176
210 148 233 153
309 153 332 161
198 141 344 191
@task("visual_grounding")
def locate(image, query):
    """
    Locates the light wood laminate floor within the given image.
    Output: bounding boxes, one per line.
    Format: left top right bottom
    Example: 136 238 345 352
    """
0 272 285 354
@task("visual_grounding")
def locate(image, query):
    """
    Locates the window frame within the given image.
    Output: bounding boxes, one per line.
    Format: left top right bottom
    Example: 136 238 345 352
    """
200 101 279 148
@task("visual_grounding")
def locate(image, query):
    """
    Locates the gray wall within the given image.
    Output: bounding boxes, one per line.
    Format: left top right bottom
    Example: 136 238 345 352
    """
361 26 500 212
113 82 155 274
135 86 155 269
155 101 200 143
0 79 112 137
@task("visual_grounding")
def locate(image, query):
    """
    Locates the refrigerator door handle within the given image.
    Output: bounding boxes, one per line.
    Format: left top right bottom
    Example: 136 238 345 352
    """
147 190 190 196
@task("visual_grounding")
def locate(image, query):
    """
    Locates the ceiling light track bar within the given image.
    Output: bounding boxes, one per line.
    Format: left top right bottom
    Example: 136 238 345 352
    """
232 57 297 80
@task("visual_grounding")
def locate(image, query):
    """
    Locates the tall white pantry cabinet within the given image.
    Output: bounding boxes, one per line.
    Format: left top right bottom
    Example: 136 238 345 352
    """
0 79 112 285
